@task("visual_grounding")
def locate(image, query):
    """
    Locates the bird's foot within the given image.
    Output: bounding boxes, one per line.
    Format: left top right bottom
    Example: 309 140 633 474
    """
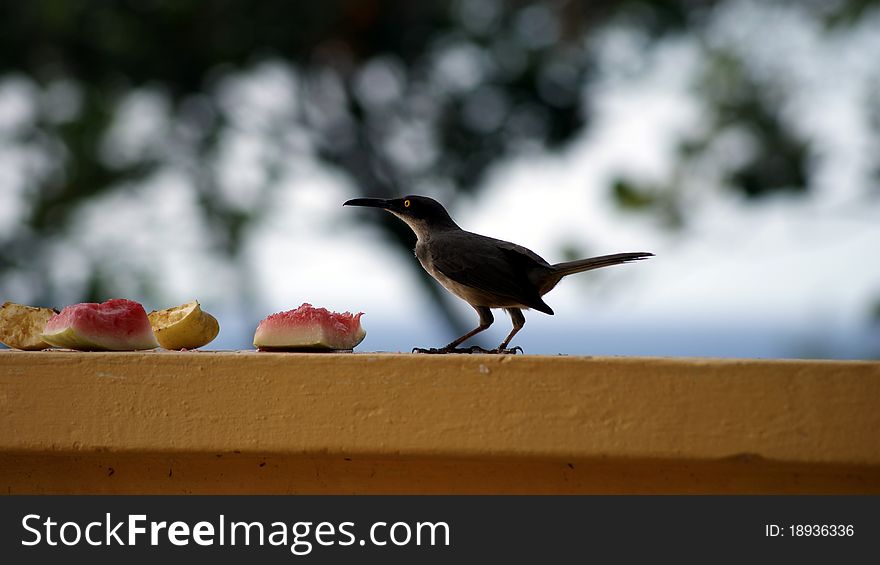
412 346 486 354
490 346 524 355
412 347 446 354
412 345 523 355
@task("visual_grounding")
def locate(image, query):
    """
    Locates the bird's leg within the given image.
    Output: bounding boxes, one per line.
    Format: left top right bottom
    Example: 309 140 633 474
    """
493 308 525 354
413 307 494 354
442 306 494 351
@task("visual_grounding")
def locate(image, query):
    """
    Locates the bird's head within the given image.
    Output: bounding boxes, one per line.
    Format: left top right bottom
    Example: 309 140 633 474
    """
343 195 459 238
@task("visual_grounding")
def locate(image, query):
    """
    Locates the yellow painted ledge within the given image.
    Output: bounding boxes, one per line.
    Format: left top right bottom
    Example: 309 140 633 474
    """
1 350 878 494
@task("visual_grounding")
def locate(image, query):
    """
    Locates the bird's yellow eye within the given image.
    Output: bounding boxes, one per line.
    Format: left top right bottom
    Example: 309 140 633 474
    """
404 199 411 208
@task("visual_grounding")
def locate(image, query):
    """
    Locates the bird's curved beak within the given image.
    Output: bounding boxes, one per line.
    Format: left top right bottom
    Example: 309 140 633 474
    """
343 197 391 210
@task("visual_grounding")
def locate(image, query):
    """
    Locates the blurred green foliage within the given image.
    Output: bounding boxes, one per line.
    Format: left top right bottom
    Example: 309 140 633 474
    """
0 0 878 336
0 0 690 316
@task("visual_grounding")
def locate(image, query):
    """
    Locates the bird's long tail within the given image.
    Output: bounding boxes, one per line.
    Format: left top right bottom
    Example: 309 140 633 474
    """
551 252 654 277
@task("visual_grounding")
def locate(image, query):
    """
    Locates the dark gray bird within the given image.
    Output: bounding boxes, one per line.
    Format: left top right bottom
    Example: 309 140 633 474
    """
344 195 652 353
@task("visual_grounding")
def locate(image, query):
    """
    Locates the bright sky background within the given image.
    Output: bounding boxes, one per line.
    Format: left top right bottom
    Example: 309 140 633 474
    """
234 2 880 358
2 0 879 358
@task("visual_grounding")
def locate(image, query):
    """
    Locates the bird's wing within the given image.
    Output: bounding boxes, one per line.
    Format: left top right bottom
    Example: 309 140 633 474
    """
429 232 553 312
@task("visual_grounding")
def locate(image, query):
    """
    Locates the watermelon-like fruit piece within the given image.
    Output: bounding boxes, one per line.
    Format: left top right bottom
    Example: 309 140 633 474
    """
41 299 159 351
254 303 366 351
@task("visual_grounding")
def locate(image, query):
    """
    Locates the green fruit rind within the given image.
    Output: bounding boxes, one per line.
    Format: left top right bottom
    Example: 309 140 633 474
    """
41 326 159 351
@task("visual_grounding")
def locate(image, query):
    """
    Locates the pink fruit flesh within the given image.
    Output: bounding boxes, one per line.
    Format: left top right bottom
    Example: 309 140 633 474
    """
254 303 366 351
42 298 159 351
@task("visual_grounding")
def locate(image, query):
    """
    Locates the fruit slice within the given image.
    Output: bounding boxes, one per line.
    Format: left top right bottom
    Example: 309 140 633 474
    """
148 300 220 350
254 303 366 351
41 298 159 351
0 302 58 350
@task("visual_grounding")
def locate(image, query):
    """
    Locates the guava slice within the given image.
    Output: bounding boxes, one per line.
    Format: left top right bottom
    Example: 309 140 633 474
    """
41 298 159 351
148 300 220 350
253 303 366 351
0 302 58 350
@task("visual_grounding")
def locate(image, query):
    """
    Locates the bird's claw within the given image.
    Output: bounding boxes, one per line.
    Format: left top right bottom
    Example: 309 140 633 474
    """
491 346 524 355
412 345 523 355
412 347 444 354
412 346 485 354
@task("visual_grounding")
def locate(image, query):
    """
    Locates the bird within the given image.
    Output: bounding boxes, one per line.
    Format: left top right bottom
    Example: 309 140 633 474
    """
344 195 653 353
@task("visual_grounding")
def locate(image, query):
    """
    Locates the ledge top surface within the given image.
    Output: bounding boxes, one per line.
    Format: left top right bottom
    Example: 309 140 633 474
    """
1 350 878 466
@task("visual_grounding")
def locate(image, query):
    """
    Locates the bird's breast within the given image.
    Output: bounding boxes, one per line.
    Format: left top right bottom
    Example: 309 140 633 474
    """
416 241 463 294
414 241 438 278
